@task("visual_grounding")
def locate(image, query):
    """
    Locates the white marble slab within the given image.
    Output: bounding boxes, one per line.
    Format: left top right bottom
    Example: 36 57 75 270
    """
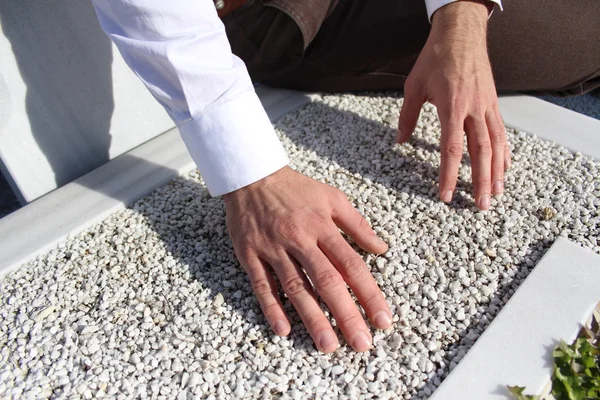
0 86 313 278
430 237 600 400
499 95 600 161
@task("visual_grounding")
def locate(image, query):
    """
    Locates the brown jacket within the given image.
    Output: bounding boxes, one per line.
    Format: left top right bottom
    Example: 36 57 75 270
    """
264 0 338 48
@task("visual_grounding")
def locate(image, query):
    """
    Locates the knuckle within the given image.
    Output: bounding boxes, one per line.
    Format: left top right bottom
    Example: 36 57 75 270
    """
475 178 492 188
476 142 493 157
341 257 367 281
451 105 466 118
274 219 303 244
234 242 255 262
282 276 310 298
307 212 329 230
444 143 464 158
361 292 383 311
489 129 506 145
470 105 486 118
251 277 273 298
314 270 345 292
448 95 466 114
336 313 364 329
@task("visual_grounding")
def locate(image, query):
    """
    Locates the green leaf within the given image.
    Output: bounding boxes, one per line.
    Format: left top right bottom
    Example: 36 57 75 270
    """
555 365 574 382
558 339 577 357
507 385 525 396
581 355 595 369
511 310 600 400
506 385 540 400
581 325 599 343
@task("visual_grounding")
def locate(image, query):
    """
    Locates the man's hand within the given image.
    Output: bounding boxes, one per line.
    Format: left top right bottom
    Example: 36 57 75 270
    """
398 0 510 210
224 167 393 353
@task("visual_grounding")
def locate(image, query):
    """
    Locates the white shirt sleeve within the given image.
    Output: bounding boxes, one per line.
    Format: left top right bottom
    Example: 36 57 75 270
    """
91 0 289 196
425 0 503 22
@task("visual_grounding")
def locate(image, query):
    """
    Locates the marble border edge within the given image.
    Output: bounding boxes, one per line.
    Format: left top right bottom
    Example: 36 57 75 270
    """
430 237 600 399
0 88 315 279
499 95 600 161
0 128 195 280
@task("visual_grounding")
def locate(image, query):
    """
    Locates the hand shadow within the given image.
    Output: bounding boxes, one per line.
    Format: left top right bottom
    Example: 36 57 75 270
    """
275 94 474 211
132 95 477 358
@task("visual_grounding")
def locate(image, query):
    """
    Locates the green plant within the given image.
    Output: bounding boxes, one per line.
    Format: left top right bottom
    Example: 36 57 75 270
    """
508 307 600 400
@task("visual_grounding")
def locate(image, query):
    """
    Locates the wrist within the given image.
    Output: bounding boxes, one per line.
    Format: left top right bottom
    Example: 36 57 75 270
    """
431 0 489 34
430 1 489 50
223 166 290 205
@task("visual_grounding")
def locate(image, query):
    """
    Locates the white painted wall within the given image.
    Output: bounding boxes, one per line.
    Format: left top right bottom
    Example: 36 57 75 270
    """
0 0 175 203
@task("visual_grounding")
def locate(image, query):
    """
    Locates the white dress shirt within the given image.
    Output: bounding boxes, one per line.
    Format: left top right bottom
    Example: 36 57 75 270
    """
425 0 502 21
91 0 502 196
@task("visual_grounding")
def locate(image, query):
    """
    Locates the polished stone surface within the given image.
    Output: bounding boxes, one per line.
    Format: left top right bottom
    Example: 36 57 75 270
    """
430 238 600 400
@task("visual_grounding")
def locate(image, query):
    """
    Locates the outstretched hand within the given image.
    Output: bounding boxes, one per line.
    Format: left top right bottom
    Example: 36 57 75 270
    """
398 0 510 210
224 167 393 353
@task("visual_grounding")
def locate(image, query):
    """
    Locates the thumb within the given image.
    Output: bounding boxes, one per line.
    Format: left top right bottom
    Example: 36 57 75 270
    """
397 79 424 143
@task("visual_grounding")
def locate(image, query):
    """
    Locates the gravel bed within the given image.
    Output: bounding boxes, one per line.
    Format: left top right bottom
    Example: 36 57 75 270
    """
1 93 599 399
1 92 597 221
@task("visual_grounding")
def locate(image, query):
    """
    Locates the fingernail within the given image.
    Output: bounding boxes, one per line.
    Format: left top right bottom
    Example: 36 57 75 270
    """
441 190 453 203
351 331 373 352
396 129 403 143
370 229 386 244
373 311 392 329
273 320 288 336
479 194 490 210
505 157 511 170
375 236 387 246
318 331 339 353
493 180 503 195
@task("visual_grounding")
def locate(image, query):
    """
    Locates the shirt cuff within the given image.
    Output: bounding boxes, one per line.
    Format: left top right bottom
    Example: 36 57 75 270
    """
425 0 503 22
178 91 289 197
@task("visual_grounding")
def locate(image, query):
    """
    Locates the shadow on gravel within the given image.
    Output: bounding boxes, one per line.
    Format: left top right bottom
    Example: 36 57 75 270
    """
275 97 475 212
101 96 572 397
411 236 554 400
94 97 495 394
135 177 322 356
120 97 481 360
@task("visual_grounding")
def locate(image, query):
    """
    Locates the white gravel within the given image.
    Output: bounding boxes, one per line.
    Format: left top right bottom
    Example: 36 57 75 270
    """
1 93 599 399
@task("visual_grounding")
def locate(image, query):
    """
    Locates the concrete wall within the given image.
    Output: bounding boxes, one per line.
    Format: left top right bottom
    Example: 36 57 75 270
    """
0 0 175 203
